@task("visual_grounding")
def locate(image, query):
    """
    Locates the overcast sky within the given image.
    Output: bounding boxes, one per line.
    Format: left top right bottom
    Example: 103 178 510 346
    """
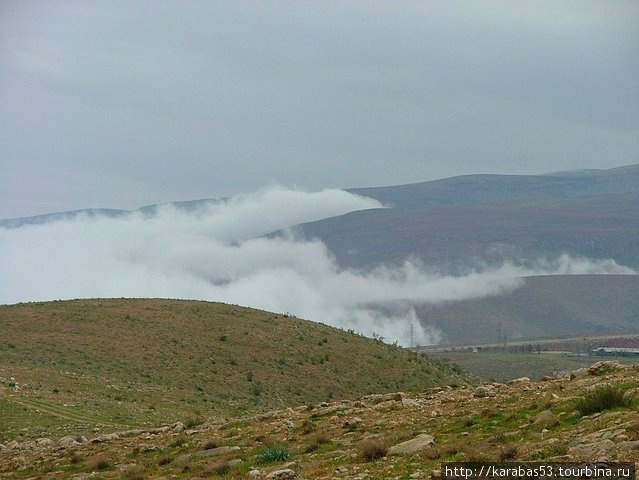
1 1 638 218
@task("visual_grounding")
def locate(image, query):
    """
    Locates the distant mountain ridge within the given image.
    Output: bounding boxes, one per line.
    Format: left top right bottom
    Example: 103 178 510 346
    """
0 198 227 228
346 163 639 210
2 163 637 228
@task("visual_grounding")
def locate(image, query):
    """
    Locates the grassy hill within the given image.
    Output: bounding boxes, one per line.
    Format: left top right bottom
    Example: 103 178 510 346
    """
0 299 469 443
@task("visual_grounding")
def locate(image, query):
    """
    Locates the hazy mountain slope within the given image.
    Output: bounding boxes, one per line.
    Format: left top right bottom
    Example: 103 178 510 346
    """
415 274 639 345
294 191 639 271
0 299 468 442
347 163 639 209
3 164 637 228
0 198 226 228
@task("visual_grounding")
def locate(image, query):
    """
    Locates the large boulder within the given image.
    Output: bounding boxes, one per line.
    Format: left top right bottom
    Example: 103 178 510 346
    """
266 469 299 480
530 410 559 429
389 433 435 455
588 361 625 376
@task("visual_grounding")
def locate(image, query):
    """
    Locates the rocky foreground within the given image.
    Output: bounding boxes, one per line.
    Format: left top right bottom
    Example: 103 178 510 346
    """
1 361 638 479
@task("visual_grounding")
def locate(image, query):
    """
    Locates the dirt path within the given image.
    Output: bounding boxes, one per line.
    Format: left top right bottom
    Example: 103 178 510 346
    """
6 395 131 427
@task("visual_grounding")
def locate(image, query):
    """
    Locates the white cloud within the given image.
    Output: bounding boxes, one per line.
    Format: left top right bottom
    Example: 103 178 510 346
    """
1 187 634 346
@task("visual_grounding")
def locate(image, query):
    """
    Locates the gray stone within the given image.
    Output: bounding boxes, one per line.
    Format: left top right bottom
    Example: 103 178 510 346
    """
474 386 490 398
361 392 404 405
175 445 240 464
568 439 614 460
58 436 77 448
569 368 588 380
389 433 435 455
266 469 298 480
588 361 625 376
531 410 559 428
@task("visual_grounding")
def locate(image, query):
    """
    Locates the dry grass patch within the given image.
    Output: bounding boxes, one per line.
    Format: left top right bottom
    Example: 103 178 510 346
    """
360 438 388 461
299 418 316 434
122 464 145 480
204 460 239 476
625 421 639 440
87 454 110 471
304 431 332 453
498 445 518 461
202 438 220 450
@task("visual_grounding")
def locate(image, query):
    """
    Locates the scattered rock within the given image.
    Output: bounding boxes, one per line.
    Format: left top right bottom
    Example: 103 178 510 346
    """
58 437 77 448
474 386 490 398
508 377 530 385
361 392 403 405
568 439 614 460
247 470 261 479
587 361 625 376
265 469 298 479
388 433 435 455
531 410 559 429
35 437 54 448
343 417 363 430
174 445 240 464
569 368 588 380
6 440 20 450
171 422 186 432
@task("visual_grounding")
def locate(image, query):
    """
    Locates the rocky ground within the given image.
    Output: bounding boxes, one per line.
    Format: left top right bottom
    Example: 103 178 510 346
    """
1 361 638 480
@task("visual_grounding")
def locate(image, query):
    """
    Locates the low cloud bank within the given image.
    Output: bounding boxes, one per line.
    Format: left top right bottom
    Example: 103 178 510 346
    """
1 187 634 345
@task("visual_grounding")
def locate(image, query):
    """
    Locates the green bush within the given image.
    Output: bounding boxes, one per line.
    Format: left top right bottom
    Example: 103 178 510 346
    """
575 385 633 416
255 445 291 464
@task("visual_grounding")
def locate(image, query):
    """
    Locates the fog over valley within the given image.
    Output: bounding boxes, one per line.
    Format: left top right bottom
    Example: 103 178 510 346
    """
1 186 634 346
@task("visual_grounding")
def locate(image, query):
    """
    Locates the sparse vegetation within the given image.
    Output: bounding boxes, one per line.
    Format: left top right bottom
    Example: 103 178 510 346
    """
0 299 470 444
2 359 639 480
185 416 204 428
304 431 332 453
255 444 291 464
122 464 145 480
360 438 388 461
575 385 633 416
202 438 220 450
88 454 110 470
499 445 518 460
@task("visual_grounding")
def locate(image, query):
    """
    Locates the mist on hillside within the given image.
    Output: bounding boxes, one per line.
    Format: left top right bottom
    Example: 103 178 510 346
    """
1 187 634 346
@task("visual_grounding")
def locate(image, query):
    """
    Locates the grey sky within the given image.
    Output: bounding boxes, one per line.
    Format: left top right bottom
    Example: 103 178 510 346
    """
1 0 638 218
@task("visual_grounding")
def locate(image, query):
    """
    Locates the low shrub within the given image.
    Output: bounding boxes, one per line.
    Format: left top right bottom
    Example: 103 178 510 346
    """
88 454 110 470
360 438 387 461
575 385 633 416
304 431 331 453
499 445 518 461
256 445 291 464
